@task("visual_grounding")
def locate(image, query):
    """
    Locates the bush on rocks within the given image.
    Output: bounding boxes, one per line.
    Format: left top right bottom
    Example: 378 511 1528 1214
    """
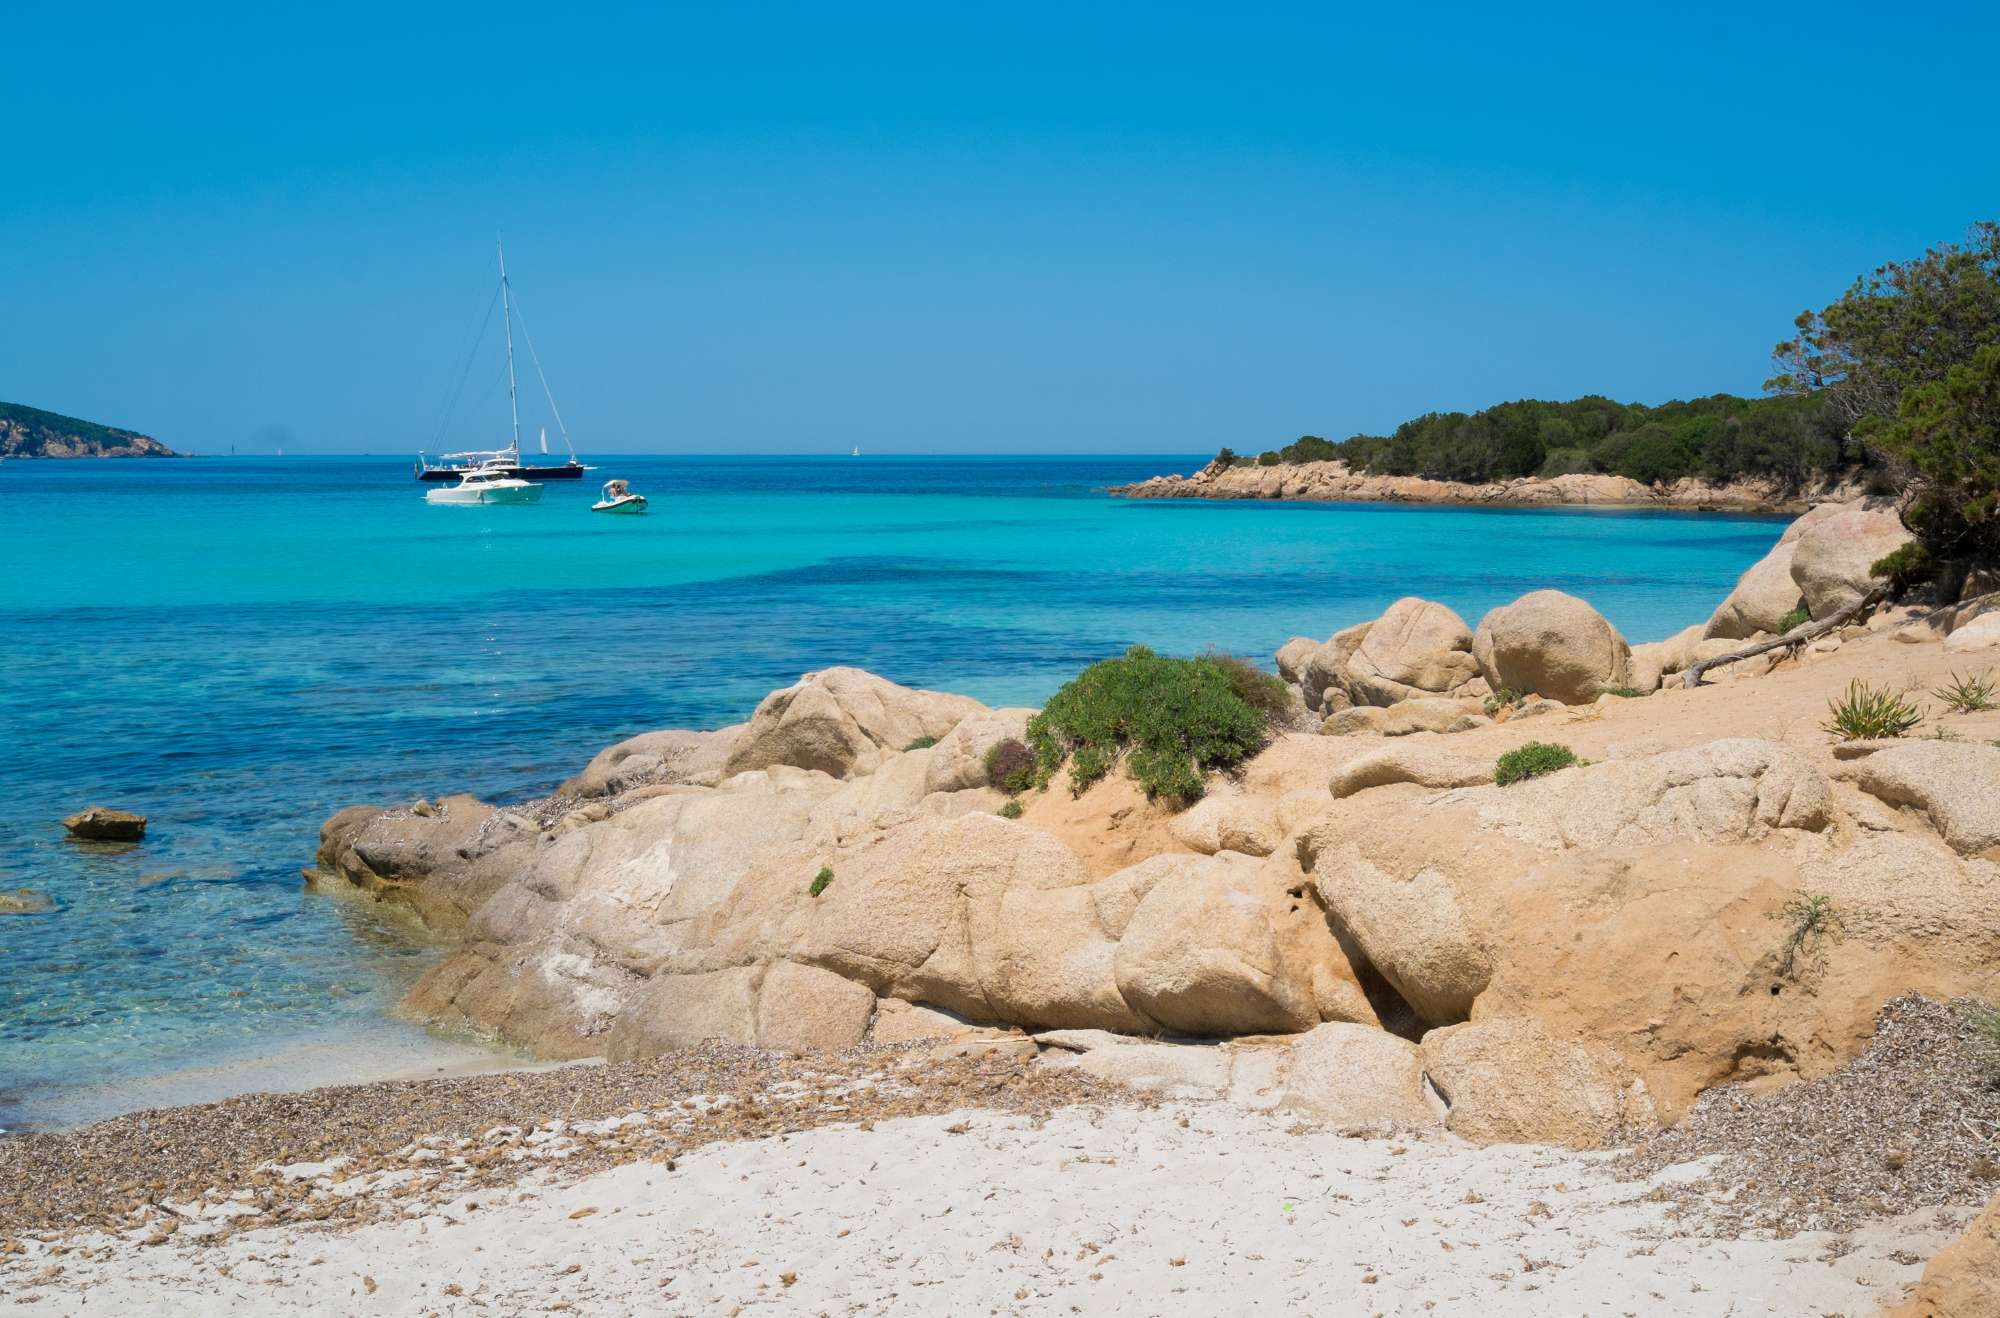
1027 646 1271 807
1494 741 1579 786
983 738 1038 795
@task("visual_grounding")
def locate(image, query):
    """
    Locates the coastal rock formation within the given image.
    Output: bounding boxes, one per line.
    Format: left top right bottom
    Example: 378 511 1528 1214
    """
561 726 743 796
0 400 178 459
61 807 147 842
1790 506 1912 616
1889 1191 2000 1318
723 666 986 779
309 553 2000 1150
0 888 55 915
1110 457 1865 512
1705 539 1806 639
1472 589 1633 703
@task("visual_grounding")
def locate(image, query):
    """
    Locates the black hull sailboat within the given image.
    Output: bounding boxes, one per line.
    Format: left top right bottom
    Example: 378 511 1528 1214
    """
416 458 585 482
415 241 591 483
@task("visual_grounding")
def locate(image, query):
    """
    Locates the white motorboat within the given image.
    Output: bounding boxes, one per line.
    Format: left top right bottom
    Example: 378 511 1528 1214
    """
591 478 647 514
425 465 545 505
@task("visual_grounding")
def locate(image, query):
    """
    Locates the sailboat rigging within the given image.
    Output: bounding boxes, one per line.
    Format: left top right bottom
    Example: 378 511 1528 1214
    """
414 241 589 482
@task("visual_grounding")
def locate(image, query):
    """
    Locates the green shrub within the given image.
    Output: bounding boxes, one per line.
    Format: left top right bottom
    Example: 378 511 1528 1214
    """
1821 679 1925 740
1933 668 2000 714
983 737 1038 794
998 799 1023 820
1494 741 1578 786
809 866 834 898
1778 603 1812 633
903 735 938 751
1203 650 1293 724
1482 688 1523 718
1769 891 1848 978
1025 645 1271 808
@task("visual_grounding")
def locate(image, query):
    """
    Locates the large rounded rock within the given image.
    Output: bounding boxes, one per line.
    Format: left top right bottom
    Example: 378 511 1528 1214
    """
1704 539 1806 639
1841 741 2000 858
1274 1023 1438 1131
922 707 1036 794
1342 598 1479 705
562 726 742 797
1110 854 1321 1036
1473 589 1632 704
724 667 987 779
1309 842 1490 1025
1300 621 1373 713
1789 507 1912 617
1420 1016 1654 1148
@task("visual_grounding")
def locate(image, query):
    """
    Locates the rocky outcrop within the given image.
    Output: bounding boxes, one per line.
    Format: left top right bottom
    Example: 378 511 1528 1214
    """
0 888 55 915
1705 538 1806 639
1839 742 2000 858
1110 458 1858 512
1889 1192 2000 1318
1279 600 1485 716
723 667 987 779
62 807 147 842
0 400 179 458
1790 506 1912 617
561 726 743 797
1420 1017 1653 1147
1473 589 1633 703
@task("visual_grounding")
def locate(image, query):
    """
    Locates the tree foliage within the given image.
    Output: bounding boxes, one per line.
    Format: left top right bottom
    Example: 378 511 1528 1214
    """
1868 343 2000 594
1768 221 2000 427
1222 393 1852 489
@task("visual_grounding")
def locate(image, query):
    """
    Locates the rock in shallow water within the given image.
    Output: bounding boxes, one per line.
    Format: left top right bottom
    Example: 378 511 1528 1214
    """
62 807 147 842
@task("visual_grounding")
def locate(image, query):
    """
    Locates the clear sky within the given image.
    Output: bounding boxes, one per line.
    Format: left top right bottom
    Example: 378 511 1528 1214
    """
5 3 1997 455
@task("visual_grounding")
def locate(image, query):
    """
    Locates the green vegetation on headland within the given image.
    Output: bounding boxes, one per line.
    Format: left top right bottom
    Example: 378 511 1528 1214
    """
1220 219 2000 599
1219 390 1860 489
0 400 178 458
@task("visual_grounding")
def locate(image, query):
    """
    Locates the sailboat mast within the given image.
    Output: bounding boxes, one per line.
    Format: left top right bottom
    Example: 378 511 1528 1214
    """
498 238 522 457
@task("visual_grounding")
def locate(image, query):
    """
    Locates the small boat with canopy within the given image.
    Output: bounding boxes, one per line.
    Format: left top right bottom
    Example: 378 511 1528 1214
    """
591 478 648 514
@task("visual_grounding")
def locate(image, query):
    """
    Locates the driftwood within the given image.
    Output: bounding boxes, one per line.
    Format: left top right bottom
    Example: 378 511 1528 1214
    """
1681 587 1887 688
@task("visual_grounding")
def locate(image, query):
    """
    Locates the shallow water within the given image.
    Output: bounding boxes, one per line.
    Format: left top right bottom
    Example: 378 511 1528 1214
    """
0 455 1785 1127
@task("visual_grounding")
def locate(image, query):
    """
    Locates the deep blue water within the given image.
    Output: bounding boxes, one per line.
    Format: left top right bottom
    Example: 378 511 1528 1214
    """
0 455 1785 1126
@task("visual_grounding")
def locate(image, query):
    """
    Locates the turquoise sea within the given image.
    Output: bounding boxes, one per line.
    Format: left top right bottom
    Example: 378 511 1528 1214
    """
0 455 1787 1128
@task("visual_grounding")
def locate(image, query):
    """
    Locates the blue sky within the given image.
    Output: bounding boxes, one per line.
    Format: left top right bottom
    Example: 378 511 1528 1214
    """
5 3 1996 455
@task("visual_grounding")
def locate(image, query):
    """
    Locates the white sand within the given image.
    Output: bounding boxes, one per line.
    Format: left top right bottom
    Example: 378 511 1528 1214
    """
12 1103 1948 1316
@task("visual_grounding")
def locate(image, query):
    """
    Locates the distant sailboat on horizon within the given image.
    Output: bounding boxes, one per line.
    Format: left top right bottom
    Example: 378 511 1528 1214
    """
851 445 861 457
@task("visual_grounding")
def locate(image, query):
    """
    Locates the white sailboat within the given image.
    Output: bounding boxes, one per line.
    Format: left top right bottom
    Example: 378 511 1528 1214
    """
414 242 588 483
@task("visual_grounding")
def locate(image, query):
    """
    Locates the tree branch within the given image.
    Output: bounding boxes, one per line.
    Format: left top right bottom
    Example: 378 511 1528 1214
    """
1680 587 1888 688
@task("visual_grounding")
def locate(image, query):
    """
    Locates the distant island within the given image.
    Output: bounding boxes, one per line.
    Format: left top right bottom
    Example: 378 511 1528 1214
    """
0 400 179 458
1115 391 1878 512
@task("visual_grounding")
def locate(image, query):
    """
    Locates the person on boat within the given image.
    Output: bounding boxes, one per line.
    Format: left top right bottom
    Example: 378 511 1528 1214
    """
604 479 629 499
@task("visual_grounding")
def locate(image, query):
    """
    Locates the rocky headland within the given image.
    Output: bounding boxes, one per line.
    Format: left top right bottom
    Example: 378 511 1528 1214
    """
1111 453 1869 511
0 400 178 459
9 495 2000 1314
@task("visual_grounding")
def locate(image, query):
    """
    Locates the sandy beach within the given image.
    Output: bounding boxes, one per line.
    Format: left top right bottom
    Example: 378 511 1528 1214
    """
5 1098 1965 1316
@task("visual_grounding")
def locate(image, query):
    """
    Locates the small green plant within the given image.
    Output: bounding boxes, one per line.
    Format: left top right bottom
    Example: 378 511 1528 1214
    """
1778 603 1812 633
1026 645 1272 808
1483 688 1523 718
809 866 834 898
997 799 1023 820
1821 679 1925 740
1769 891 1848 978
1933 668 2000 714
902 735 938 751
1494 741 1578 786
983 738 1039 795
1930 725 1966 742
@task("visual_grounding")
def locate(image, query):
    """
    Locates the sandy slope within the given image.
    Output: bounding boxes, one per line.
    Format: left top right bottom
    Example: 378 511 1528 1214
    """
14 1103 1950 1317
